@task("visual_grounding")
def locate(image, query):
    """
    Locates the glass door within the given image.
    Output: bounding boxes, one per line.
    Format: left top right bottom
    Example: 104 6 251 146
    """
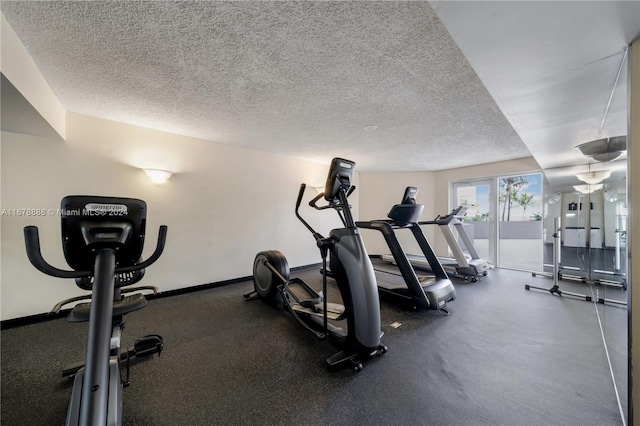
451 173 544 271
497 173 544 271
451 179 496 265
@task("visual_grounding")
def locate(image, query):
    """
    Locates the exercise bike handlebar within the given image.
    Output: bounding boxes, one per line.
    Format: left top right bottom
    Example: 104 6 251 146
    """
24 225 168 279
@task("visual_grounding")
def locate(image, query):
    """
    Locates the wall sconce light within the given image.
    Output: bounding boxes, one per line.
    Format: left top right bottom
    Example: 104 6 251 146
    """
575 170 611 185
573 184 603 195
143 169 173 184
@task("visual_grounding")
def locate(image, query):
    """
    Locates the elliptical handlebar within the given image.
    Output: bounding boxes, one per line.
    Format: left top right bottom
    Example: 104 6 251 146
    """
295 183 307 212
309 185 355 211
296 179 358 241
346 185 356 198
295 184 323 241
295 156 358 240
308 192 329 210
24 225 168 279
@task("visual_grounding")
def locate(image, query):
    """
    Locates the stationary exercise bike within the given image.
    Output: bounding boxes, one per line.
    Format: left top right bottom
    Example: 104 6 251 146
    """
24 196 167 426
244 158 387 371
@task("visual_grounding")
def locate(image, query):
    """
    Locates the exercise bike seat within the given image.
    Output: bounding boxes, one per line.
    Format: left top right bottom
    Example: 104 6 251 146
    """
67 293 148 323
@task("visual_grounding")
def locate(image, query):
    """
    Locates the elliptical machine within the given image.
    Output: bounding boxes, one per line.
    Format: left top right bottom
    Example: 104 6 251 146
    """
24 196 167 426
244 158 387 372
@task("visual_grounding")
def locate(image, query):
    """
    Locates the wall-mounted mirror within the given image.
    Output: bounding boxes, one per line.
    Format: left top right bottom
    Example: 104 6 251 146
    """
542 159 627 421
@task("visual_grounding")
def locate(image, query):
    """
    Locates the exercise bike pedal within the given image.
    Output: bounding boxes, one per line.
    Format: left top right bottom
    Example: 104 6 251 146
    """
119 334 164 388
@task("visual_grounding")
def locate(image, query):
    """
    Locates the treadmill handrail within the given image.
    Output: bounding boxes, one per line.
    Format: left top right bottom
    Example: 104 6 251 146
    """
419 206 466 226
356 219 415 230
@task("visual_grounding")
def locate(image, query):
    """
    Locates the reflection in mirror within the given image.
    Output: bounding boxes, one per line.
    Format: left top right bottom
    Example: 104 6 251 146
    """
599 179 627 288
542 161 627 285
600 177 628 423
541 164 627 423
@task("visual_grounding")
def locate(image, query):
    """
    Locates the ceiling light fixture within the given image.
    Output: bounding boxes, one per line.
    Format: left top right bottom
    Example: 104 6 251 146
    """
573 184 603 195
574 47 628 162
143 169 173 184
575 170 611 185
575 136 626 162
363 125 378 131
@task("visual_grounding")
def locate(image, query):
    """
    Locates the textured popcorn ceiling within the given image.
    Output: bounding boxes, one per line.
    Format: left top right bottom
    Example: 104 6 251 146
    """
0 1 530 172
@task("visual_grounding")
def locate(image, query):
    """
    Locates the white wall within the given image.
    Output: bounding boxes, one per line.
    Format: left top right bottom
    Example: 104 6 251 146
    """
1 113 351 320
0 110 539 322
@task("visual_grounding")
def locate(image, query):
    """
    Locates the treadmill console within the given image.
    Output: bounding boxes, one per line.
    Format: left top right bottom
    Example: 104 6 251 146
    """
401 187 418 205
388 187 424 224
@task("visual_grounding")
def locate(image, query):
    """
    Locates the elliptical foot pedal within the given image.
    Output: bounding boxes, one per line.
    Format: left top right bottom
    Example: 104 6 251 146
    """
62 360 85 377
133 334 164 357
243 290 258 300
326 350 363 372
285 278 321 306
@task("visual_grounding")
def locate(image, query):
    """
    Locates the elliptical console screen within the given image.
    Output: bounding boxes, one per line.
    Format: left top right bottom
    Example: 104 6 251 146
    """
324 158 355 201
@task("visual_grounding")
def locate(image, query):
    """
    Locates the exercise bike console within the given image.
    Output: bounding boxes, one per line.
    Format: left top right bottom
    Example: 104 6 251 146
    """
24 196 167 426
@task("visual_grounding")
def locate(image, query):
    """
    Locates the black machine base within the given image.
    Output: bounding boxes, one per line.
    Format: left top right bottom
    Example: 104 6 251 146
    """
524 284 592 302
326 343 388 372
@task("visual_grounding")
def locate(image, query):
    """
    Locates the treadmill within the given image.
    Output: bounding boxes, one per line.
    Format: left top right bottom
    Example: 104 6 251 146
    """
398 206 491 282
356 187 456 313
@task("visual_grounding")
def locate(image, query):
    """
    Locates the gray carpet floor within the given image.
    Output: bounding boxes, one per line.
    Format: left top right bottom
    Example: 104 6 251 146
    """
1 267 626 425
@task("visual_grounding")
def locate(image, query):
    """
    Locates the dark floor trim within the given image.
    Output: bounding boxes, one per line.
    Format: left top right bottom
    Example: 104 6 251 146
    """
1 263 322 330
1 310 70 330
145 275 252 301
